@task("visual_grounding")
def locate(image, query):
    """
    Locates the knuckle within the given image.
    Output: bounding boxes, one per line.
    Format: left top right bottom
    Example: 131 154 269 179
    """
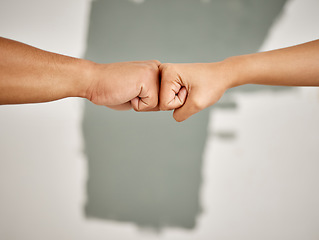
148 99 158 109
160 64 175 83
144 64 158 77
151 59 161 66
159 102 169 111
159 63 171 72
159 97 172 110
164 63 174 71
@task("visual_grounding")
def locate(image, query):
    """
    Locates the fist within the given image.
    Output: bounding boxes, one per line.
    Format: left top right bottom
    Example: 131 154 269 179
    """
159 62 232 122
86 60 160 111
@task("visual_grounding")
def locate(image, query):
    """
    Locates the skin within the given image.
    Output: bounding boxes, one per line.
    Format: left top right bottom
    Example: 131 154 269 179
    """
0 37 160 111
159 39 319 122
1 37 318 121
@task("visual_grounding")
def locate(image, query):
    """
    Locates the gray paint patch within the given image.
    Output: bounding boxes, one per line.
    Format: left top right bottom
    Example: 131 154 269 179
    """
214 131 236 140
83 0 287 230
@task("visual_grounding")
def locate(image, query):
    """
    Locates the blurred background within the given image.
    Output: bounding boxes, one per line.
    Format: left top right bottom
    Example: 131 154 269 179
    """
1 0 319 239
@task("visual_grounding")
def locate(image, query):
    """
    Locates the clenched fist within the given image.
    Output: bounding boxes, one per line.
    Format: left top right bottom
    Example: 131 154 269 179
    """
2 36 319 120
159 62 234 122
86 60 161 111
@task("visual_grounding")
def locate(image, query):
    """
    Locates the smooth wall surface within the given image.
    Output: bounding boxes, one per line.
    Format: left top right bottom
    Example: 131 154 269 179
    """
0 0 319 239
83 0 286 230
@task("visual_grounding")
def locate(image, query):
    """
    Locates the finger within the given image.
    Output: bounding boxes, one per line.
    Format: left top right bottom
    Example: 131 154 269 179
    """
147 105 160 111
173 89 203 122
133 84 159 111
130 97 140 111
131 95 158 112
159 65 185 110
167 86 188 110
131 76 159 112
106 102 132 111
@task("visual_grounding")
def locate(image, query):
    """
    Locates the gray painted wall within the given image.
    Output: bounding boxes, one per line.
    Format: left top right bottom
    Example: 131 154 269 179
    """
1 0 319 239
83 0 287 230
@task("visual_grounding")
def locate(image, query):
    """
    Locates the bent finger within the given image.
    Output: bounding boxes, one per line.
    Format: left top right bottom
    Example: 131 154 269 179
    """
159 65 185 110
165 86 187 110
173 90 203 122
131 83 159 112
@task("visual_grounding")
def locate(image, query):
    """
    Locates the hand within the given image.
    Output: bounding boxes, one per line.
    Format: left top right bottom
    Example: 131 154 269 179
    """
159 62 234 122
86 60 160 111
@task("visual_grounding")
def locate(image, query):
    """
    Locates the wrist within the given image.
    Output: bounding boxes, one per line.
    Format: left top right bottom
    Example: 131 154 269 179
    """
69 58 97 100
222 54 256 88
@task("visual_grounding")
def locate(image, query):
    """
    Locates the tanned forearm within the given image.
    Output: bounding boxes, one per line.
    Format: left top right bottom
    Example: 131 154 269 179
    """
0 37 91 104
0 37 160 111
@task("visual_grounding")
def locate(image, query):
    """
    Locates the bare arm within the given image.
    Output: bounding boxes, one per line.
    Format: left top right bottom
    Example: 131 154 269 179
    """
231 39 319 87
0 37 160 111
0 37 89 104
159 40 319 122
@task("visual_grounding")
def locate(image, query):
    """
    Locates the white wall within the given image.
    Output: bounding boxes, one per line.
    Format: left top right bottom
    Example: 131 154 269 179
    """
0 0 319 239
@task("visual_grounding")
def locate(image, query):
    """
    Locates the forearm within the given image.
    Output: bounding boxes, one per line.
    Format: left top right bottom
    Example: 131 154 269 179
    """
0 37 92 104
227 39 319 88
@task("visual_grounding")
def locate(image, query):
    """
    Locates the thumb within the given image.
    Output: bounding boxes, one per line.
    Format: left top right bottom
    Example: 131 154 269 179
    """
173 88 203 122
159 64 187 110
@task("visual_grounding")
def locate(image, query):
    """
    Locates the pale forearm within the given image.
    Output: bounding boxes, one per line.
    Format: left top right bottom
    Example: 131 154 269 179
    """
0 37 91 104
228 39 319 88
159 39 319 122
